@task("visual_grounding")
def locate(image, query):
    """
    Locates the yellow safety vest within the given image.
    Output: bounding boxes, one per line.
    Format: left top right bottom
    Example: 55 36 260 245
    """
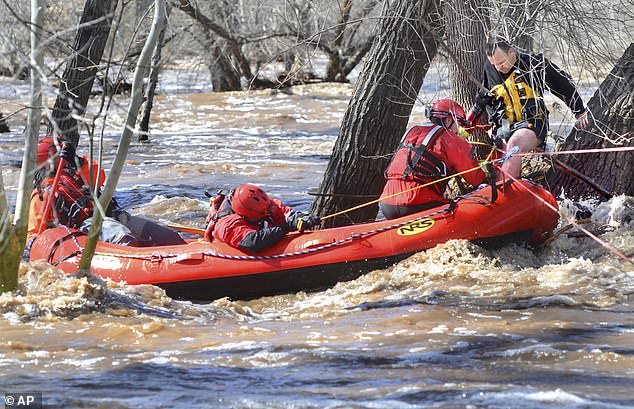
490 71 542 124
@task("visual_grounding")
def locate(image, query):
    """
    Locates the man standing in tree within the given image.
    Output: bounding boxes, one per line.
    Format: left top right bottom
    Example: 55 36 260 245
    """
468 37 589 178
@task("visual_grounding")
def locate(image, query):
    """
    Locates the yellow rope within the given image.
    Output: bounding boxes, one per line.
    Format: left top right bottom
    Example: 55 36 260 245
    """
321 162 490 221
320 136 500 222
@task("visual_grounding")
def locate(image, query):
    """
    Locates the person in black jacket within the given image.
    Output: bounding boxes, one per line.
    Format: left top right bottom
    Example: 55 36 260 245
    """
469 37 589 178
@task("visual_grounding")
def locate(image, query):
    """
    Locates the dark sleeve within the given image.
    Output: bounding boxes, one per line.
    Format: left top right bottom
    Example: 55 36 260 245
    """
471 90 494 120
543 57 585 115
238 225 289 253
470 63 496 119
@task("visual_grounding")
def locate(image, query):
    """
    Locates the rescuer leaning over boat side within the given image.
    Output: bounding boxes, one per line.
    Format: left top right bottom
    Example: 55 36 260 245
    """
204 184 321 253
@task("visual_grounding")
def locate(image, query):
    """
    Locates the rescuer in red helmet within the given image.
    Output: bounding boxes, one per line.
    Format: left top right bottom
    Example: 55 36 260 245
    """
204 184 321 253
28 136 185 247
378 99 488 220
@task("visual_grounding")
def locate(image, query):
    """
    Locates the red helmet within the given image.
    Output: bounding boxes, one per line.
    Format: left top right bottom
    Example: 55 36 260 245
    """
36 136 59 166
231 184 271 219
428 99 468 125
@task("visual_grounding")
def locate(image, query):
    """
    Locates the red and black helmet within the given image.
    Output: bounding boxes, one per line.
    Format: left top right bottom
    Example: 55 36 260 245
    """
231 184 271 219
427 99 468 126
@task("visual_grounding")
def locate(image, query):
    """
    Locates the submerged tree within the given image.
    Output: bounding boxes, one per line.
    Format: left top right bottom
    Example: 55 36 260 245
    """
311 0 443 227
138 3 170 141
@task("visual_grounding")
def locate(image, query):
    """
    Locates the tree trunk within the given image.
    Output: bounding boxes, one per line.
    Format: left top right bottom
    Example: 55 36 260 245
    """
139 4 170 141
0 166 20 293
323 0 352 83
208 39 242 92
551 43 634 201
1 0 44 293
49 0 116 147
445 0 489 107
0 113 9 133
311 0 442 227
324 50 347 83
79 0 167 270
174 0 255 89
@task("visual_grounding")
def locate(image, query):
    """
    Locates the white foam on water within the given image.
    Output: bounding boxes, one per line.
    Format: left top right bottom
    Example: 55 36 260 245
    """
244 350 293 368
479 388 602 408
428 325 448 334
485 343 563 359
201 340 260 352
52 356 106 369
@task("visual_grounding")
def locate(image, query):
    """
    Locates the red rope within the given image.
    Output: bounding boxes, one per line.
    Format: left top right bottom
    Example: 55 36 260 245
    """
517 146 634 157
37 158 67 234
497 167 633 266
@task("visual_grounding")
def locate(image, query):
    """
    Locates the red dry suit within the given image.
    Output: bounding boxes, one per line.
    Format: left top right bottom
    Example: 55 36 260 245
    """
380 124 486 207
205 193 295 253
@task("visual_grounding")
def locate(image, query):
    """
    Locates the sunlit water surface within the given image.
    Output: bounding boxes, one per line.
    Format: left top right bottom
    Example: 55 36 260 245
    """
1 74 633 408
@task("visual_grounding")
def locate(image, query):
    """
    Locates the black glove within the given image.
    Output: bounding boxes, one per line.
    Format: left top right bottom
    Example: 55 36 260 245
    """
296 215 321 232
471 92 494 119
285 212 321 232
60 141 76 167
483 161 497 182
285 211 302 232
475 91 494 108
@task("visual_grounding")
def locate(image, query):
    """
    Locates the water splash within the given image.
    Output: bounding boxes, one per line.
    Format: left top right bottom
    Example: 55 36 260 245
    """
1 262 181 321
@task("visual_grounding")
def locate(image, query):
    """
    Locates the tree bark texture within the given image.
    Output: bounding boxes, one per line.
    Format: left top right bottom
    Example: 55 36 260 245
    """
50 0 116 147
311 0 443 227
444 0 489 108
551 43 634 201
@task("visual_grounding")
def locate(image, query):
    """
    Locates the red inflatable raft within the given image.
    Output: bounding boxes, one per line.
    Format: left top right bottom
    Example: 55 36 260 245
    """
28 179 559 301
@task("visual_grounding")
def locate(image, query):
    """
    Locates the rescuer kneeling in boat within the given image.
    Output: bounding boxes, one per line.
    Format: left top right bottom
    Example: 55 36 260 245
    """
28 136 186 247
204 184 321 253
379 99 487 220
